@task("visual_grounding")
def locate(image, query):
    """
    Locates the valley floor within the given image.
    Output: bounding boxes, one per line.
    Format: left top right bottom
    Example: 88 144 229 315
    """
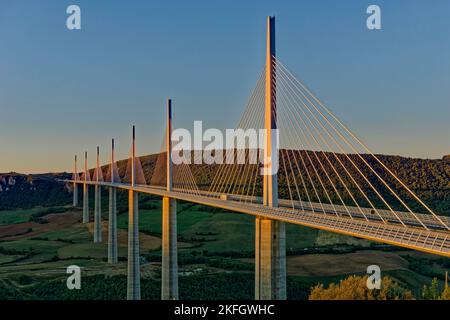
0 200 448 299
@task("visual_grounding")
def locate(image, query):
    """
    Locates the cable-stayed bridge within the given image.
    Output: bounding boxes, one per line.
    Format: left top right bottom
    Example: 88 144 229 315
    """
67 17 450 300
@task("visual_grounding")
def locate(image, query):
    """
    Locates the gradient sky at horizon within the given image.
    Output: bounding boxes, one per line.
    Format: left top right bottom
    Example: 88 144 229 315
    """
1 0 449 174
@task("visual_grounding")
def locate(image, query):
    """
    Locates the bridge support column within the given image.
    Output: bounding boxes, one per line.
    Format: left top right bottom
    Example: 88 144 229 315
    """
161 196 178 300
73 155 79 207
161 99 179 300
108 139 118 263
94 185 102 243
255 217 286 300
108 187 118 264
82 184 89 223
82 152 89 223
127 126 141 300
73 183 78 207
127 190 140 300
255 16 286 300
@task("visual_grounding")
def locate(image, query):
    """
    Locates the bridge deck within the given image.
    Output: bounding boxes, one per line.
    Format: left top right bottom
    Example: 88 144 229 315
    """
70 180 450 258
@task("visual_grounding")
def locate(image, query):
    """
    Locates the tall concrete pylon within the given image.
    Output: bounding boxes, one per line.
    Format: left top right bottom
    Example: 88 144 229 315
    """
161 99 179 300
83 151 89 224
108 139 118 264
73 155 78 207
127 125 141 300
255 16 287 300
94 146 102 243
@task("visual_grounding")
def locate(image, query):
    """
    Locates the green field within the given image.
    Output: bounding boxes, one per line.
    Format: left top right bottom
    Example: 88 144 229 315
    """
0 202 449 300
0 208 43 226
117 202 319 254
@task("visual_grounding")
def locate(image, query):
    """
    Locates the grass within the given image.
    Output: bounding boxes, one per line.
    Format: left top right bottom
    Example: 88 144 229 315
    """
32 225 89 242
117 202 318 254
177 207 319 253
285 250 409 277
1 203 449 300
0 239 65 264
58 243 110 259
117 202 211 234
0 208 43 226
0 253 24 265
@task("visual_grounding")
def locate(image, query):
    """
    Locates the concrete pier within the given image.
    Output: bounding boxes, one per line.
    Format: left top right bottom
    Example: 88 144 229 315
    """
127 126 141 300
127 190 140 300
108 139 118 263
94 184 102 243
73 183 78 207
108 187 118 264
161 99 179 300
255 217 286 299
161 196 178 300
82 152 89 223
73 155 79 207
255 16 286 300
93 146 102 243
82 183 89 223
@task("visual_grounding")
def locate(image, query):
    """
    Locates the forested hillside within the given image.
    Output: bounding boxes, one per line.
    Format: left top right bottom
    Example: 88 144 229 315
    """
112 151 450 215
1 152 448 214
0 173 71 209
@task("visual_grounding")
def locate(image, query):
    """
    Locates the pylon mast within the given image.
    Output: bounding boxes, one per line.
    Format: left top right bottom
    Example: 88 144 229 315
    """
96 146 100 183
74 155 78 180
166 99 173 192
263 15 278 207
132 126 136 187
111 139 115 182
84 151 88 182
73 155 78 206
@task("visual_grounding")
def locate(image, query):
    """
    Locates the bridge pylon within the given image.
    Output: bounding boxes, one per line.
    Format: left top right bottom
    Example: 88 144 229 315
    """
255 16 287 300
161 99 179 300
127 125 141 300
82 151 90 224
73 155 78 207
108 139 118 264
94 146 102 243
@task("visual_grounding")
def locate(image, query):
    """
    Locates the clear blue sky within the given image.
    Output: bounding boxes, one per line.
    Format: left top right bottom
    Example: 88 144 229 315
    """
1 0 449 173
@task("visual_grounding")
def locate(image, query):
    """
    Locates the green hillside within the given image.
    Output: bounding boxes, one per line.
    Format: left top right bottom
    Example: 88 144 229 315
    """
1 151 448 215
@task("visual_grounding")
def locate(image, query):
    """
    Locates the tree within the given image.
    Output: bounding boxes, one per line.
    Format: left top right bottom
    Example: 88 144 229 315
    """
440 286 450 300
422 277 450 300
309 275 413 300
422 278 440 300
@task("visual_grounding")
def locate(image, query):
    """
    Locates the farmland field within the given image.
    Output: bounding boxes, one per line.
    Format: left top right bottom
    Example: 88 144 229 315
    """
0 201 449 300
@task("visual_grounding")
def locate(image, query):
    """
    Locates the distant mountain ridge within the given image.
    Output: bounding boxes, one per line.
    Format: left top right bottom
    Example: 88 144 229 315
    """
0 173 71 210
